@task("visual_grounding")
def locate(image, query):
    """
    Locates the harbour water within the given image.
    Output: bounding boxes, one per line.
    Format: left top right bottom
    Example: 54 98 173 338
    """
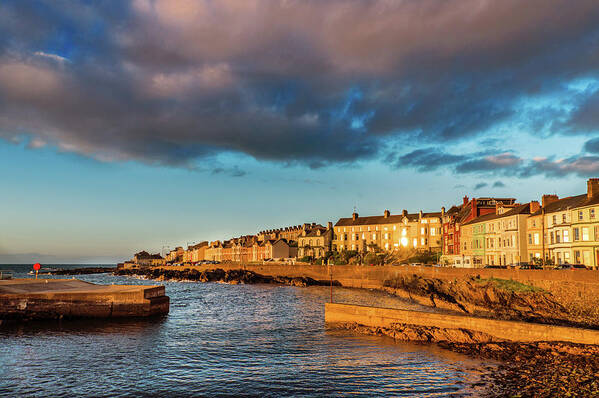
0 265 490 397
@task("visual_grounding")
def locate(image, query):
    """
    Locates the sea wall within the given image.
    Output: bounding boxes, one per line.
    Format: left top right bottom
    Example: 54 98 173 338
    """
148 263 599 320
325 303 599 345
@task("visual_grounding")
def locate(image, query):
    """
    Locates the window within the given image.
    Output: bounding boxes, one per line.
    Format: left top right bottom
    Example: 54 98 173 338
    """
550 232 554 244
574 228 580 241
362 233 365 239
596 226 599 241
582 227 590 241
553 215 557 225
563 213 567 223
401 228 406 236
413 238 417 247
372 233 376 240
384 233 389 239
431 228 436 236
575 250 581 263
556 232 561 243
528 234 532 244
591 209 596 219
563 230 570 243
534 233 540 245
579 211 584 221
393 225 396 230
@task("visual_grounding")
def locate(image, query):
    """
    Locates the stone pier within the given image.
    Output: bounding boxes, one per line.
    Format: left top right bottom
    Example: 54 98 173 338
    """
0 279 169 320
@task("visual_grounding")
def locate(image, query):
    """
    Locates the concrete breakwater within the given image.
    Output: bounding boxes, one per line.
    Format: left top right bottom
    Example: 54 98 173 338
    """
325 303 599 345
0 279 169 320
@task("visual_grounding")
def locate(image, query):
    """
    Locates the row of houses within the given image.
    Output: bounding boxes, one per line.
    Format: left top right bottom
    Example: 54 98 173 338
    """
129 178 599 269
444 179 599 268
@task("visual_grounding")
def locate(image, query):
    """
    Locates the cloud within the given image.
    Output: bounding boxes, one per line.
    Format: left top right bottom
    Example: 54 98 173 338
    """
0 1 599 170
391 146 599 178
474 182 488 190
493 180 506 188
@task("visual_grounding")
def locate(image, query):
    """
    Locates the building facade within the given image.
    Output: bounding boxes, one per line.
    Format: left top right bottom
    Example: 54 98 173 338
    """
333 209 442 253
297 223 333 258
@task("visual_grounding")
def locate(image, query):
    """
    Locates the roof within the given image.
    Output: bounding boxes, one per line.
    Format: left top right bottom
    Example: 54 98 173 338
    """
530 194 597 216
303 227 328 237
463 203 532 226
335 212 441 227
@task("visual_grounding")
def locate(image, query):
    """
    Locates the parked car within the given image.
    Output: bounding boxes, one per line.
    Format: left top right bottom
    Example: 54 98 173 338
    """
484 265 508 269
556 263 588 270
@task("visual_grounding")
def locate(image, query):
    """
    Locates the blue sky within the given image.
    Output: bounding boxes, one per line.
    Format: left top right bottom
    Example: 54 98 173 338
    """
1 0 599 263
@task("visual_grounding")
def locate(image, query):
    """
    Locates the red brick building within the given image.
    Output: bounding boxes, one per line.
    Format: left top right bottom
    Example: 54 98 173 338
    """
441 196 516 266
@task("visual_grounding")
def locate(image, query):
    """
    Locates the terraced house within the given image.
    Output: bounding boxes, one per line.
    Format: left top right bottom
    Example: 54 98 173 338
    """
462 202 533 267
441 196 517 267
535 179 599 268
333 210 442 253
297 223 333 259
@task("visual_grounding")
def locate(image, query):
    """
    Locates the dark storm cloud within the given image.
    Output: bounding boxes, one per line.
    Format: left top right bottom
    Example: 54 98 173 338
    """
493 181 506 188
474 182 488 190
391 147 599 178
1 0 599 170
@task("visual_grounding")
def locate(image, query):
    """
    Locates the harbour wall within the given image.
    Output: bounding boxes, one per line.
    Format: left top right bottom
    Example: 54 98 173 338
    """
325 303 599 345
158 263 599 320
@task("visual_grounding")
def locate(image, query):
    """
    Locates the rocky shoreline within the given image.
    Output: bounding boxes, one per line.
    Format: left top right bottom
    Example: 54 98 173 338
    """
114 267 340 288
335 322 599 397
49 267 117 275
383 274 599 329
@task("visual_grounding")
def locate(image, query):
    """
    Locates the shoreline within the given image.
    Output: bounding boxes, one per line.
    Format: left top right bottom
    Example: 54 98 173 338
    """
333 322 599 397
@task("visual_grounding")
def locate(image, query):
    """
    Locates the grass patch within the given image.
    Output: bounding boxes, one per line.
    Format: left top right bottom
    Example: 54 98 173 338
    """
474 277 545 293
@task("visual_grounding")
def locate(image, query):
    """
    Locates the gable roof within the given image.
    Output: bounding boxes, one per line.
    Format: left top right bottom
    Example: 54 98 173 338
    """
530 194 595 216
335 211 441 227
463 203 531 226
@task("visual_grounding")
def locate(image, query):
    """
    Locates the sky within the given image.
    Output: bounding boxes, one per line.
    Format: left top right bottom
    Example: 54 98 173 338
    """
1 0 599 263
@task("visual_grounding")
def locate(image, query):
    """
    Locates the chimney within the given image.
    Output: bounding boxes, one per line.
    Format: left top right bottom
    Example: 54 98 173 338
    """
419 210 423 220
327 221 333 230
588 178 599 199
402 209 408 217
352 212 359 220
542 194 559 207
317 229 321 236
463 195 469 206
384 209 390 218
530 200 540 214
441 206 445 216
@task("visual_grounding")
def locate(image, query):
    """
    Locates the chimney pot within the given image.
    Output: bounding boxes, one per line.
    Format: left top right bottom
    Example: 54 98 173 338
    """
588 178 599 199
327 221 333 230
384 209 390 218
463 195 469 205
402 209 408 217
352 212 359 220
530 200 541 214
542 194 559 207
